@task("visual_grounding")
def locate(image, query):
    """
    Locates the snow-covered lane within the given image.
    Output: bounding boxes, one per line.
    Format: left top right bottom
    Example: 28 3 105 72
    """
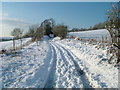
1 40 55 88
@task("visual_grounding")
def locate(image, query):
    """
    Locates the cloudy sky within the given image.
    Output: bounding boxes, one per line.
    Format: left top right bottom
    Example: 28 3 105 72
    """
0 3 32 37
0 2 115 37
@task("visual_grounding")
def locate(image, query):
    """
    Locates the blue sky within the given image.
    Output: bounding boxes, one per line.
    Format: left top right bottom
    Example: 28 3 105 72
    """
1 2 113 37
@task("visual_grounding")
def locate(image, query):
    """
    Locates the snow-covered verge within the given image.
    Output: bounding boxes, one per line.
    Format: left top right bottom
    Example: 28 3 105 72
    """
69 29 111 42
0 38 31 51
1 39 52 88
54 38 118 88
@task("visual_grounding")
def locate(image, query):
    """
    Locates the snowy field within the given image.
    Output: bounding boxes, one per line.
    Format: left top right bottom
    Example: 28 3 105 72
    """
69 29 111 42
1 36 118 88
0 38 31 51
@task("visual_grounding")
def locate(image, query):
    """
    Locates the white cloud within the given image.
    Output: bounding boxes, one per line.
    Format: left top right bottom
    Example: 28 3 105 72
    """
0 12 8 17
0 17 32 37
0 12 8 19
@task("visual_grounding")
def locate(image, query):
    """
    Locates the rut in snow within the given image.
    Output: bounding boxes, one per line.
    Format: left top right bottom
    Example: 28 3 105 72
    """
44 43 57 88
52 41 93 88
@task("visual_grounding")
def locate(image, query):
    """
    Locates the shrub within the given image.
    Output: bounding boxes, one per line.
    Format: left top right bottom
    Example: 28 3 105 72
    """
52 25 68 39
32 27 44 41
106 3 120 63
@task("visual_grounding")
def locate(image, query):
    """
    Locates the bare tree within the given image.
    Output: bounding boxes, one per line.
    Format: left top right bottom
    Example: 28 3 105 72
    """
41 18 55 36
25 24 39 37
106 3 119 44
32 27 44 41
32 18 55 41
106 2 120 63
11 28 22 51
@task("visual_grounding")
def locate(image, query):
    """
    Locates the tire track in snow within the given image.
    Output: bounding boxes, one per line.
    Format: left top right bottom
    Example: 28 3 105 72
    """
52 41 93 88
44 42 57 88
49 41 84 88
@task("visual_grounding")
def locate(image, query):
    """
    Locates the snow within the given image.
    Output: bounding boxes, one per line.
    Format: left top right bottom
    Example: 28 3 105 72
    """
41 36 50 41
69 29 111 41
49 34 54 38
0 38 31 51
1 41 51 88
52 37 61 41
55 39 118 88
1 34 118 88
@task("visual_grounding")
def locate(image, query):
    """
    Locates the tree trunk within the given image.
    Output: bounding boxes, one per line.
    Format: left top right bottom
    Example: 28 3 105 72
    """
20 37 22 48
13 38 15 51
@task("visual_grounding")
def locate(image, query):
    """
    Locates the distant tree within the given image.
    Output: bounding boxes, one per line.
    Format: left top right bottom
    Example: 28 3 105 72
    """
89 26 93 30
79 28 87 31
52 24 68 39
11 28 22 51
32 18 55 41
11 28 22 38
42 18 55 36
32 27 44 41
91 22 106 30
25 24 38 37
71 28 80 32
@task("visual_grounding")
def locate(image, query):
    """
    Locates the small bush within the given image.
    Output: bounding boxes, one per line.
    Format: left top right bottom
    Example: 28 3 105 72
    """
52 25 68 39
32 27 44 41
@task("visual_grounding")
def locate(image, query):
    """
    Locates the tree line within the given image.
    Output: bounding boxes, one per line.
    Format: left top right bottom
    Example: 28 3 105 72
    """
69 22 107 32
11 18 68 51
